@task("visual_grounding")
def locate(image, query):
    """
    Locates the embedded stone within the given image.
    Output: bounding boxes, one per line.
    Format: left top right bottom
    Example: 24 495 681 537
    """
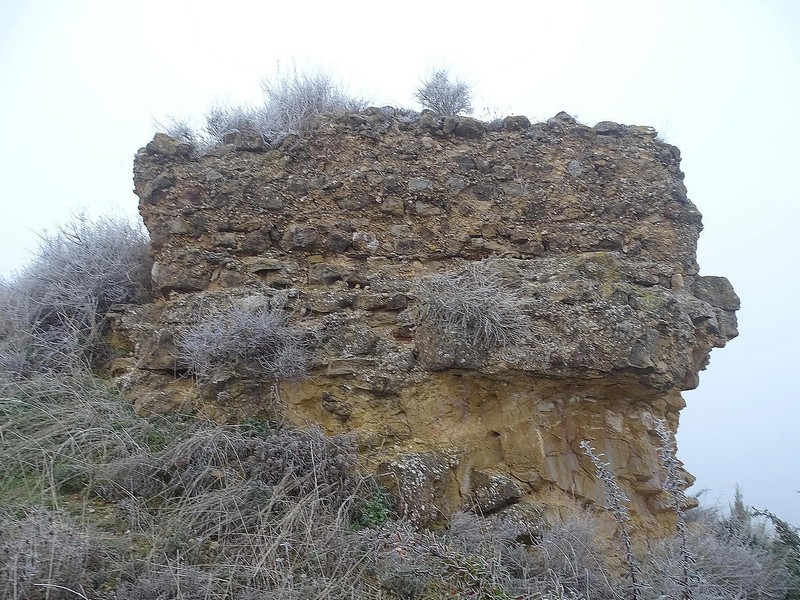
502 115 531 131
453 117 486 139
243 257 283 273
280 225 320 251
595 121 623 135
308 263 343 285
408 178 433 192
376 451 458 529
693 275 741 311
467 470 524 514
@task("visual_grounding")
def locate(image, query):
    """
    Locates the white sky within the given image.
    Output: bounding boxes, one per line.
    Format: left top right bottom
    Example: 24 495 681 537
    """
1 0 798 524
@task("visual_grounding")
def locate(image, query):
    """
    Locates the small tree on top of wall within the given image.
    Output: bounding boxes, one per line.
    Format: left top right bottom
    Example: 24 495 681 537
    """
415 68 473 116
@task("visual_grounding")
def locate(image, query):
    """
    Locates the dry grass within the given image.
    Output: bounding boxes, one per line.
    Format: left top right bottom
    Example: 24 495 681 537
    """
0 373 381 599
0 375 152 503
162 67 368 151
0 373 794 599
0 345 793 599
412 260 529 351
175 301 309 384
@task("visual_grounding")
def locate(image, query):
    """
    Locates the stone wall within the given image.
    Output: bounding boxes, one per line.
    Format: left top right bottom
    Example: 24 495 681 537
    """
114 109 739 531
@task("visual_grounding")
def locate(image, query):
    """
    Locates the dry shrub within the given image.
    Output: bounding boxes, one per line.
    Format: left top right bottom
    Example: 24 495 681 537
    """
108 463 376 598
150 481 373 597
204 103 268 144
175 302 309 383
642 515 791 600
528 512 618 599
163 67 367 151
0 509 104 600
412 260 529 350
580 440 641 599
0 213 151 376
95 425 357 504
415 68 473 116
115 565 213 600
361 513 583 599
0 367 376 598
93 425 371 596
260 68 367 136
160 117 198 146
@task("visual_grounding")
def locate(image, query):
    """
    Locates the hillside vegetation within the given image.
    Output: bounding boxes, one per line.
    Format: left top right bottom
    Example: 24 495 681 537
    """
1 369 797 599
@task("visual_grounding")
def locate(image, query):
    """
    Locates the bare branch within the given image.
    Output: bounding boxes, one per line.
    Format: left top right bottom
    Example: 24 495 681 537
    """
415 68 473 116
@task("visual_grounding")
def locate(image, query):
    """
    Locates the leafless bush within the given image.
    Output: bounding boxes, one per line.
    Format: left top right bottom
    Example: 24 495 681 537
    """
412 260 529 350
753 508 800 599
0 281 30 377
358 512 589 599
159 116 201 148
95 425 358 504
104 429 368 599
415 68 473 116
642 525 790 600
0 370 376 599
164 68 368 151
261 67 367 136
203 102 269 143
529 512 619 599
149 480 373 597
0 509 104 600
0 213 151 375
176 302 309 383
654 419 694 599
3 370 792 600
579 432 791 600
115 565 213 600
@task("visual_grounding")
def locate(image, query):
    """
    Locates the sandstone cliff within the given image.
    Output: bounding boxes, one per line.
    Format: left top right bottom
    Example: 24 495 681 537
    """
114 109 739 531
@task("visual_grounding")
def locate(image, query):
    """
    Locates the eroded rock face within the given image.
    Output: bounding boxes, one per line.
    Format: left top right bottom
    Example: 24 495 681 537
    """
117 110 739 531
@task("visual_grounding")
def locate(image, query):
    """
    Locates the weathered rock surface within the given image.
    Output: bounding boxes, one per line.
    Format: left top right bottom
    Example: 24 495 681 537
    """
116 109 739 531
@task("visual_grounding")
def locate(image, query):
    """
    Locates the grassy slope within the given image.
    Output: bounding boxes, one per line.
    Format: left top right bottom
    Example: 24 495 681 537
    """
0 375 795 600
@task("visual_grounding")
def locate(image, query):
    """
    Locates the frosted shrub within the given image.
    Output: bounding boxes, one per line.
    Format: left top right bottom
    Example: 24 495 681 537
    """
415 68 473 116
412 260 529 350
205 103 266 143
0 509 104 599
580 429 792 600
0 213 151 375
580 440 642 600
167 68 368 150
261 68 367 136
643 527 790 600
176 302 309 383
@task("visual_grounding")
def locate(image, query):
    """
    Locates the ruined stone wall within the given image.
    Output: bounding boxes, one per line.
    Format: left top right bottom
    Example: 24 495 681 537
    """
115 109 739 530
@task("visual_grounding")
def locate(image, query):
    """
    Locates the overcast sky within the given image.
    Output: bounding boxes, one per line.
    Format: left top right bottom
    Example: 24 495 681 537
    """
1 0 798 524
